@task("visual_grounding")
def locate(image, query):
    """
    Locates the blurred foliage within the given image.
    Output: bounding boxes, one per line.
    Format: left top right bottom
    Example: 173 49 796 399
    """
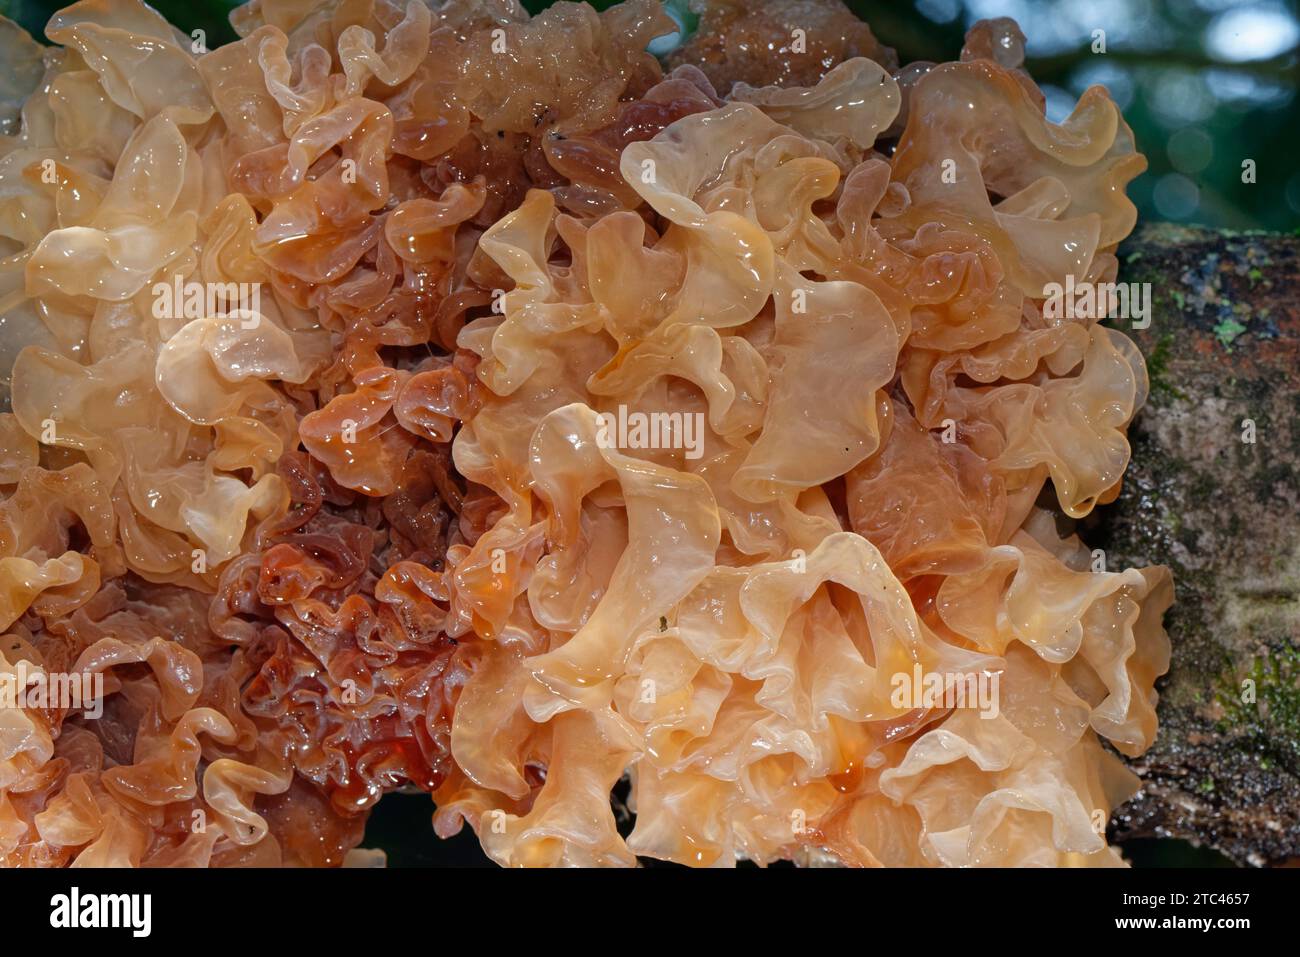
2 0 1296 228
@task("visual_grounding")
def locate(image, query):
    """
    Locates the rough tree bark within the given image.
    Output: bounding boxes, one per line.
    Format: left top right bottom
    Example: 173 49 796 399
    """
1090 223 1300 866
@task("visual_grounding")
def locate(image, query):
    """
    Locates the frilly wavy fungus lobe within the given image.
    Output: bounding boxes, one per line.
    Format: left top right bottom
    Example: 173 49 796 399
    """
0 0 1169 868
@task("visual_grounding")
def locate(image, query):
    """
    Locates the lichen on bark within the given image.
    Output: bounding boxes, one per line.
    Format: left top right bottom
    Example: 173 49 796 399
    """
1085 223 1300 866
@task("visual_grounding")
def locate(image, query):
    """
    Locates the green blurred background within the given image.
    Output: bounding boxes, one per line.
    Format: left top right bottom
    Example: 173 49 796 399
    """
2 0 1297 231
1 0 1285 865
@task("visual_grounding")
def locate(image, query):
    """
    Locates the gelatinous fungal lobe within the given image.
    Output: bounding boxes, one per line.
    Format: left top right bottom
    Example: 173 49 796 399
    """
668 0 899 89
0 0 786 868
0 0 1171 870
0 0 542 866
218 445 484 822
433 7 1172 867
207 0 736 839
